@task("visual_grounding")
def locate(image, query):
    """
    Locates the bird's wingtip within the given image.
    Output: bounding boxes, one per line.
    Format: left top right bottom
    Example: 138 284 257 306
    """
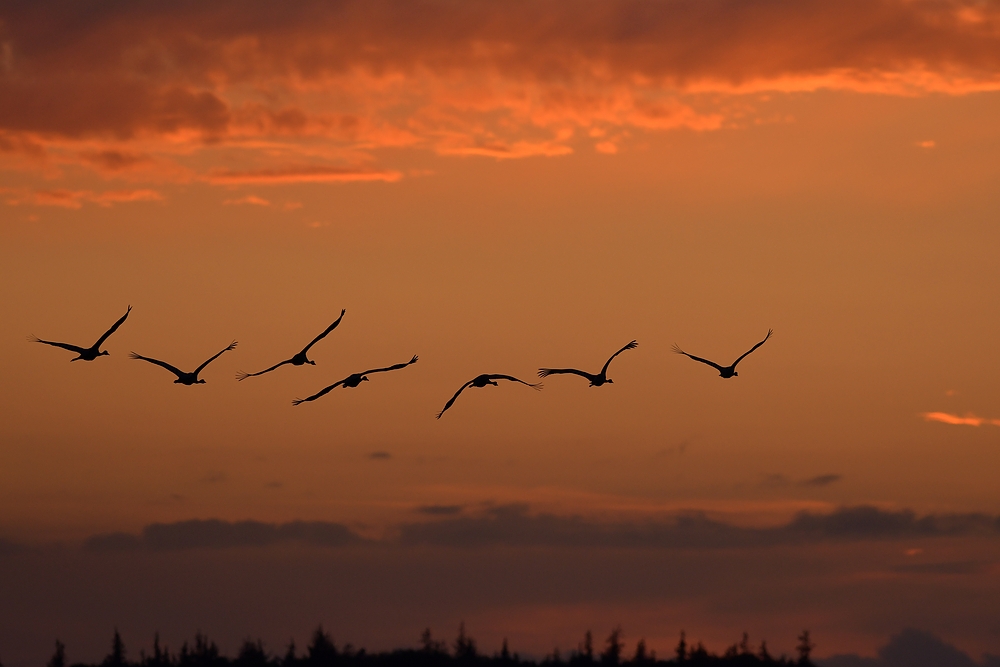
27 334 40 343
410 354 419 363
235 371 249 381
671 343 684 354
537 369 550 378
291 398 303 406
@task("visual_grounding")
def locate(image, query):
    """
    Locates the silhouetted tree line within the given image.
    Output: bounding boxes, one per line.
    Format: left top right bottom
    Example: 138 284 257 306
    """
45 626 815 667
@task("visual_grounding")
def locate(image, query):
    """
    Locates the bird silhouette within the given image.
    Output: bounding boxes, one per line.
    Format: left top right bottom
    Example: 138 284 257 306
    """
436 374 542 419
538 340 638 386
236 310 346 381
673 329 772 378
29 306 131 361
292 355 418 405
130 341 238 384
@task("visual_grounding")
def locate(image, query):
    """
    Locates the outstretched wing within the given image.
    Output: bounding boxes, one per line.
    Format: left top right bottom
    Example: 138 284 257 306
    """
129 352 186 379
194 341 238 376
731 329 773 368
29 336 87 355
93 305 131 348
537 367 592 380
672 344 726 373
436 379 476 419
292 378 348 406
489 374 543 389
600 340 638 376
300 309 346 354
361 354 419 376
236 358 292 381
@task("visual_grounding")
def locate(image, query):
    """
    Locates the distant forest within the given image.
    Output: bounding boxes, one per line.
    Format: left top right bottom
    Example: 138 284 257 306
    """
38 625 816 667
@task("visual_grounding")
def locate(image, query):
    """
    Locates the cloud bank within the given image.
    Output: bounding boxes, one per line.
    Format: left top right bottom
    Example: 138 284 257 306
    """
77 505 1000 552
3 0 1000 193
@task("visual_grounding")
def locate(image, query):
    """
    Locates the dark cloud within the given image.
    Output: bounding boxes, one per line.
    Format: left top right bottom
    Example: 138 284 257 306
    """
84 519 362 551
415 504 464 516
801 474 843 487
1 0 999 142
367 451 391 460
821 628 984 667
399 505 1000 549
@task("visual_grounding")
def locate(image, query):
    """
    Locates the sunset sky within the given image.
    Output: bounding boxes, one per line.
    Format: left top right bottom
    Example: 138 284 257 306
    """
2 1 1000 665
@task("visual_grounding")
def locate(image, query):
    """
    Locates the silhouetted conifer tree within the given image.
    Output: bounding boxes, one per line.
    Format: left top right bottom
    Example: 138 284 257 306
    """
307 628 337 666
631 639 647 664
688 642 708 667
674 632 687 664
282 640 296 667
499 639 511 661
795 632 813 667
235 639 269 667
573 632 594 664
48 641 66 667
103 630 126 667
542 648 562 665
454 623 477 660
758 641 771 663
180 632 222 667
420 629 447 655
600 629 622 666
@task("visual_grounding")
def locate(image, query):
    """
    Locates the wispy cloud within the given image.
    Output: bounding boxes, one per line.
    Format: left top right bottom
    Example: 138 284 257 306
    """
1 187 163 208
203 166 402 185
922 411 1000 427
222 195 271 206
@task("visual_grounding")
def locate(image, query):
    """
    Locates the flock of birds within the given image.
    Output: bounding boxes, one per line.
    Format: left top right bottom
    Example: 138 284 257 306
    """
29 307 773 418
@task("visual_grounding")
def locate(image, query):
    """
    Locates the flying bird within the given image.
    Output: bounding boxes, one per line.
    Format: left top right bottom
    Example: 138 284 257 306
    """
537 340 638 386
236 309 346 381
292 355 418 405
436 374 542 419
672 329 772 378
29 306 131 361
130 341 238 385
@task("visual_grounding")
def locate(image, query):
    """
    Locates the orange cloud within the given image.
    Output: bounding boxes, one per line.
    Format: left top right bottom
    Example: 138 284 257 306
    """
222 195 271 206
2 187 163 209
922 412 1000 427
1 0 999 188
204 166 402 185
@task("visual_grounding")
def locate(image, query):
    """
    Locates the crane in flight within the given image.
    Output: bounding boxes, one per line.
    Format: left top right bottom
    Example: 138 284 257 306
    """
672 329 772 378
237 310 345 381
292 355 419 405
537 340 638 387
436 374 542 419
130 341 238 385
29 306 131 361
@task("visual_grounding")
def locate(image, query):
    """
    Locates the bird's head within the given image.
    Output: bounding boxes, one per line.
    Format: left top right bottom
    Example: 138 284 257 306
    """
197 379 207 384
489 380 498 386
607 378 614 384
362 375 370 382
733 371 739 377
308 360 316 366
101 350 110 356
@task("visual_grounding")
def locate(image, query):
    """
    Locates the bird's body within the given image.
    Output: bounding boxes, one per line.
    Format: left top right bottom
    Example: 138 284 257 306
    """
30 306 131 361
436 374 542 419
673 329 772 378
292 355 418 405
130 341 238 384
237 310 345 380
538 340 638 386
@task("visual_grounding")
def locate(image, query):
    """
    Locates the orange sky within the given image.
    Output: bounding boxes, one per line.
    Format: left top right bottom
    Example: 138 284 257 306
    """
2 1 1000 665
